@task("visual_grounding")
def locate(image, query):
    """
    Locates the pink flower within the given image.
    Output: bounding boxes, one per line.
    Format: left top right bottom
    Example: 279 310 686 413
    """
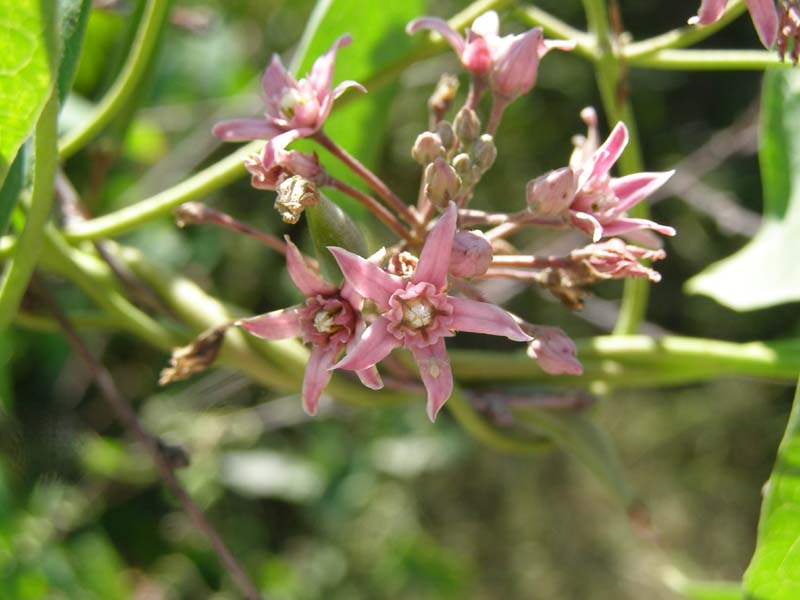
572 238 666 282
328 202 531 421
567 108 676 243
237 238 381 415
244 147 323 191
406 11 573 99
689 0 778 49
213 35 365 161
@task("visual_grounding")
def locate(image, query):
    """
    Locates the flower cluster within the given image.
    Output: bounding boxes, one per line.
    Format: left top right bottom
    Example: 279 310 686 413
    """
205 11 677 421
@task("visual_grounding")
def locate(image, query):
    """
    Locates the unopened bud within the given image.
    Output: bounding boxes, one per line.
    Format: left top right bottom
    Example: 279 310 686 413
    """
526 167 576 216
434 120 456 151
424 158 461 208
412 131 445 164
428 74 459 120
452 153 480 188
454 107 481 145
491 28 545 101
276 176 319 224
449 230 493 278
281 150 323 182
471 134 497 173
159 325 228 385
526 325 583 375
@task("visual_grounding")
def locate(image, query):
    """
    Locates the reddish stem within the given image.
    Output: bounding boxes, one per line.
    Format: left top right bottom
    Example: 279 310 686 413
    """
491 255 571 269
325 177 414 243
313 131 418 226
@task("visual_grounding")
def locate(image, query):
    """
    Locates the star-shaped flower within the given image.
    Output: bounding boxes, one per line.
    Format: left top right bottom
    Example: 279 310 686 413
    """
328 202 531 421
213 35 365 163
237 238 381 415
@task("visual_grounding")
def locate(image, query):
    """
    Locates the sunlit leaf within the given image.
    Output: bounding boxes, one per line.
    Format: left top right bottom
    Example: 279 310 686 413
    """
0 0 57 186
743 378 800 599
686 70 800 310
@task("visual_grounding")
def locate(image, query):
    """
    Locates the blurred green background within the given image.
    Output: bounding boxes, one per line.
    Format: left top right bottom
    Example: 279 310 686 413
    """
1 0 797 598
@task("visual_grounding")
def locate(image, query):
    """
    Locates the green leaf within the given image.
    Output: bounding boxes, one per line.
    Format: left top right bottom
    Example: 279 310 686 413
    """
291 0 426 217
0 0 57 186
57 0 92 104
511 403 639 508
743 378 800 599
686 70 800 310
306 193 368 281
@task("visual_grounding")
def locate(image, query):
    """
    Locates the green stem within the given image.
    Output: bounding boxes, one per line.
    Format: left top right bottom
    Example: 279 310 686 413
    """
627 49 795 70
0 94 58 332
624 0 747 59
59 0 171 159
514 6 595 59
582 0 649 335
446 385 552 455
449 336 800 387
15 311 125 332
64 141 259 241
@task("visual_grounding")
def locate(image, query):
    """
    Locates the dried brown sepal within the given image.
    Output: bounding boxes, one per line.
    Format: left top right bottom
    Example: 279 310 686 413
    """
159 325 229 385
428 74 459 123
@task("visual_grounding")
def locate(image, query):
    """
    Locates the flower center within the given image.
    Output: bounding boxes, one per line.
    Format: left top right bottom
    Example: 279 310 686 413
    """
402 300 434 329
279 88 304 119
313 310 338 334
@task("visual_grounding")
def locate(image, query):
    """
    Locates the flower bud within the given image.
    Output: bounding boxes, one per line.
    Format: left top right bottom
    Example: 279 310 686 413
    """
526 167 577 216
276 175 319 224
452 152 479 188
454 107 481 145
490 28 546 101
449 230 493 278
280 150 324 183
526 325 582 375
428 74 459 120
471 134 497 173
412 131 446 164
434 120 456 151
461 30 492 75
424 158 461 208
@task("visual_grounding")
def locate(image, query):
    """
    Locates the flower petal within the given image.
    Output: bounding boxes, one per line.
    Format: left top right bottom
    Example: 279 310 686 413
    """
357 366 383 390
688 0 729 25
309 34 353 98
601 217 676 238
570 210 604 242
262 54 297 112
302 345 337 415
411 339 453 422
449 297 531 342
285 237 337 297
610 170 674 214
212 119 282 142
237 307 302 340
470 10 499 38
333 318 399 372
412 201 457 290
745 0 779 48
328 247 403 310
406 17 466 56
332 80 367 100
578 121 628 189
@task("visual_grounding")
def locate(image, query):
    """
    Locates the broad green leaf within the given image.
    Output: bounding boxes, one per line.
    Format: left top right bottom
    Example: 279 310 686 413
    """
290 0 426 218
511 403 638 508
686 70 800 310
0 0 57 186
57 0 92 104
743 378 800 599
